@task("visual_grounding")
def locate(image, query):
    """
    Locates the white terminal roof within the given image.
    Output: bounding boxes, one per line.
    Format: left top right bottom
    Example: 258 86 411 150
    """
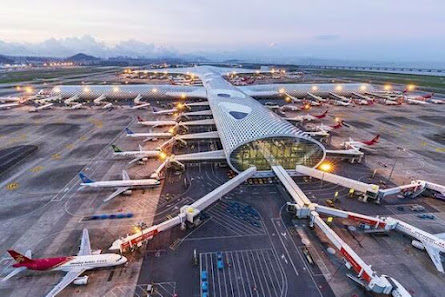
52 66 378 172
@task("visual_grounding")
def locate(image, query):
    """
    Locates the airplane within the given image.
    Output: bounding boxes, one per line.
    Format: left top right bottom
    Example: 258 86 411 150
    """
284 110 328 122
29 103 53 112
353 98 374 106
70 103 84 110
405 98 428 105
125 128 173 141
0 103 20 110
383 98 402 105
386 217 445 273
131 103 151 110
151 106 178 115
2 229 127 297
341 135 380 151
111 144 163 165
35 95 62 105
403 92 434 101
306 120 344 133
0 96 22 103
137 116 177 127
102 103 113 109
428 98 445 104
331 99 351 106
79 170 160 202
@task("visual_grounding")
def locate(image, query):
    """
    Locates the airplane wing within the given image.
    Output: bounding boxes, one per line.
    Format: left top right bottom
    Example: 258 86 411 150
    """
122 170 130 180
78 229 92 256
1 267 27 282
104 187 130 202
128 156 144 165
435 232 445 240
423 242 444 273
44 268 87 297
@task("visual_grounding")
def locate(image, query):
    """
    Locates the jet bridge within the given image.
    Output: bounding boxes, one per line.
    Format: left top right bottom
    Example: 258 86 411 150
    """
379 180 445 199
178 131 219 140
93 94 106 105
133 94 143 104
307 92 327 102
186 101 210 107
174 150 226 162
329 92 350 102
272 165 311 207
352 92 373 102
109 166 256 252
182 109 213 116
325 149 364 163
295 165 379 201
272 166 409 295
64 94 80 105
310 211 395 294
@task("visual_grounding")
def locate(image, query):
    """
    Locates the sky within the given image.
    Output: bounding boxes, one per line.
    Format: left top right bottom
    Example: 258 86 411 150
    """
1 0 445 64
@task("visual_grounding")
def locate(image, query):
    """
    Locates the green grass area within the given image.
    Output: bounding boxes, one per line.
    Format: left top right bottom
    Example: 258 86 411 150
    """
0 67 118 84
317 69 445 90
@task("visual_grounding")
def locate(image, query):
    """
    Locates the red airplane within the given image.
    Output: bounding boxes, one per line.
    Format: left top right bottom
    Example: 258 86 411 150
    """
314 110 328 119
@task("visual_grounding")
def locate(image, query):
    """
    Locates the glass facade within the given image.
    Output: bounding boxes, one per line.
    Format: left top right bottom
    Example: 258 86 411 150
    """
229 136 324 172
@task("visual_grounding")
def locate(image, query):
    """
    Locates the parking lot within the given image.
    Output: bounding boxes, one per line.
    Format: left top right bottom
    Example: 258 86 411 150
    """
200 249 286 297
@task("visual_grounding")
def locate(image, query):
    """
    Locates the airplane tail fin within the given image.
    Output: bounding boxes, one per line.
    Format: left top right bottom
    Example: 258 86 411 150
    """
137 116 145 122
111 145 122 153
8 250 32 264
79 172 94 184
372 134 380 143
125 128 134 135
138 143 144 152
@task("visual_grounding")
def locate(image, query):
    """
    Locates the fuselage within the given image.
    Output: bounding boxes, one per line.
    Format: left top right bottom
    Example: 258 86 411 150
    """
127 132 172 138
394 219 445 252
81 179 160 188
13 254 127 272
113 151 160 158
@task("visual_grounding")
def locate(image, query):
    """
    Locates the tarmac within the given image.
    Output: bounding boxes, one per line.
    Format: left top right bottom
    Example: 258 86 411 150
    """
0 75 443 297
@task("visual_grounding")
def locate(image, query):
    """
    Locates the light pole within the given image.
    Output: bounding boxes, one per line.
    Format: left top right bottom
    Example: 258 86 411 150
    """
388 147 405 181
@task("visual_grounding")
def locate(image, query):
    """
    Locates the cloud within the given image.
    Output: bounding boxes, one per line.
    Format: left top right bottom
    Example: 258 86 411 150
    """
0 35 174 58
315 34 340 41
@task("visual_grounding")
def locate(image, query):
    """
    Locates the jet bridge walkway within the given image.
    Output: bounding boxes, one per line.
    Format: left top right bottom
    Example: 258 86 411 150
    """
271 165 408 295
296 165 380 201
325 149 364 163
109 166 256 252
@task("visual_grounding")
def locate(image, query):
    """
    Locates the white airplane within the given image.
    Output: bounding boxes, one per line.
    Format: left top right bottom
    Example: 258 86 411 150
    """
2 229 127 297
341 135 380 151
284 110 328 122
429 98 445 104
151 106 178 115
111 144 163 165
35 95 61 105
387 217 445 273
305 120 344 133
70 103 84 110
0 103 20 110
405 98 428 105
353 98 374 106
79 170 160 202
382 98 402 105
29 103 53 112
131 102 151 110
137 116 177 127
331 99 351 106
125 128 173 141
102 103 113 109
0 96 22 103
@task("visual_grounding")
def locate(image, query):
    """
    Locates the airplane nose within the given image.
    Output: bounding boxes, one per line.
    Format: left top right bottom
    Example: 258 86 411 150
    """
121 256 128 263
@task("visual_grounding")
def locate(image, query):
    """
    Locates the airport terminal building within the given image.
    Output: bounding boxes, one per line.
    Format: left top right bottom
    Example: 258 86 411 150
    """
52 67 380 173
